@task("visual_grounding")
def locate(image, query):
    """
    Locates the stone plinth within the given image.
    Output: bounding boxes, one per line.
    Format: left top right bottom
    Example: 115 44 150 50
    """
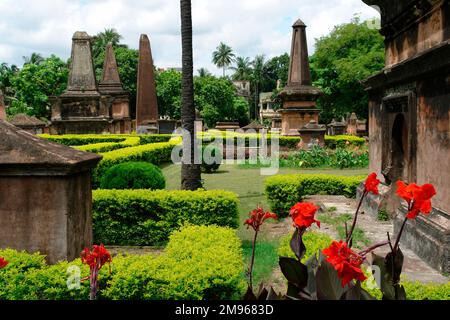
328 118 347 136
158 119 180 134
395 206 450 274
279 19 323 136
9 114 46 135
215 122 241 131
0 121 102 264
298 120 327 148
136 34 159 132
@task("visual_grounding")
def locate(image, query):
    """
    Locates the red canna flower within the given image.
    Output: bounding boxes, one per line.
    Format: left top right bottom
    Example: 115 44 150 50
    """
396 181 437 219
290 202 320 229
322 241 367 287
81 244 112 270
81 244 112 300
0 257 8 269
364 173 380 195
245 207 278 232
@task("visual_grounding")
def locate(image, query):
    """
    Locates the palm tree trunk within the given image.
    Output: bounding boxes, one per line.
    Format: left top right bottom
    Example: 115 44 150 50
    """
180 0 202 191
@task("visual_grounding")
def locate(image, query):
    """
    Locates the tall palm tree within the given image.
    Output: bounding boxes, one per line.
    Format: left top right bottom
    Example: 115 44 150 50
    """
91 28 124 58
180 0 202 191
22 53 44 66
230 56 252 81
197 68 211 77
251 55 266 120
212 42 235 77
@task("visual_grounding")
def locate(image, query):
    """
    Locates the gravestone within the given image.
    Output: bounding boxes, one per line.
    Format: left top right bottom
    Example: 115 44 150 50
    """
298 120 327 148
51 32 131 134
98 43 132 134
136 34 159 134
9 114 46 134
0 89 6 121
279 19 323 136
0 120 102 264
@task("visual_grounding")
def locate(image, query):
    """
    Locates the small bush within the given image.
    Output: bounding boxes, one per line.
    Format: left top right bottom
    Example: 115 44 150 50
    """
265 174 365 217
201 145 222 173
100 162 166 190
92 189 240 246
325 135 366 149
93 139 179 188
0 226 245 300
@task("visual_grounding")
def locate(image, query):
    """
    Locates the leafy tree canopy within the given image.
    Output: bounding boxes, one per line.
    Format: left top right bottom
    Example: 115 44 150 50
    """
310 17 385 123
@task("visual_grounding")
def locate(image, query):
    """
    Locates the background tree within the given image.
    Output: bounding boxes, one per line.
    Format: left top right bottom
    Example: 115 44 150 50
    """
0 63 19 105
180 0 202 191
10 55 68 118
231 56 252 81
22 53 44 66
197 68 211 77
310 17 384 123
212 42 235 77
91 28 124 59
250 54 266 120
156 69 182 119
261 53 290 92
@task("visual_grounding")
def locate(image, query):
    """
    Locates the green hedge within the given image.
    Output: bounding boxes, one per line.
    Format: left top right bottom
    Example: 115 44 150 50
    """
265 174 365 217
325 135 366 149
92 189 240 246
75 137 141 153
0 225 246 300
38 134 173 147
92 139 179 188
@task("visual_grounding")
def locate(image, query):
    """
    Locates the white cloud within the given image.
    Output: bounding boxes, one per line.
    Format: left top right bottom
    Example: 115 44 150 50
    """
0 0 380 74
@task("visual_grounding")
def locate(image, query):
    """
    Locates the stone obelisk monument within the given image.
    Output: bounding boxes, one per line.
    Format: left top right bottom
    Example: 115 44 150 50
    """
279 19 323 137
0 89 6 121
62 31 100 97
136 34 159 134
99 43 124 93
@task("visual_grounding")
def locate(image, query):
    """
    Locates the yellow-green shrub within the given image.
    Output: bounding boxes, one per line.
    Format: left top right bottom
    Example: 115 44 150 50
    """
75 137 141 153
0 226 245 300
278 231 333 263
325 135 366 149
265 174 365 217
92 189 240 246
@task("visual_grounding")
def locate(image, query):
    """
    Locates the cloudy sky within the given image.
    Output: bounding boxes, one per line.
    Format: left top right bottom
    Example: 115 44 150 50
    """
0 0 380 75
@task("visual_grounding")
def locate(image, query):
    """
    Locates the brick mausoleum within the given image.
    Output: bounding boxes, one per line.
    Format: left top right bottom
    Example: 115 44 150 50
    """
361 0 449 273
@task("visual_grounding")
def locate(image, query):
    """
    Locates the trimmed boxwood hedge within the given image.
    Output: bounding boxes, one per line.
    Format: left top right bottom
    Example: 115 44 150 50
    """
325 135 366 149
0 225 246 300
92 189 240 246
92 139 179 188
265 174 365 217
100 162 166 190
38 134 173 147
75 137 141 153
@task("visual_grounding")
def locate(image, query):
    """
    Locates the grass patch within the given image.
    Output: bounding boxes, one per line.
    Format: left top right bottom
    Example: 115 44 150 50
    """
242 240 279 285
377 210 390 221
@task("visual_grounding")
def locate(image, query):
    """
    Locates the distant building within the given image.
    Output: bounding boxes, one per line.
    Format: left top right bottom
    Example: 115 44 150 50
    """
259 92 281 129
232 81 251 99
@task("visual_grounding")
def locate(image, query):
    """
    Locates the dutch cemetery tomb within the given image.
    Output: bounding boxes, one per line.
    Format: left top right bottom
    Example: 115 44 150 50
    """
0 0 448 306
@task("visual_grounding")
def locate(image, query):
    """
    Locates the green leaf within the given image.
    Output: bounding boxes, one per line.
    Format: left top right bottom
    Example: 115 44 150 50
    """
279 257 308 289
316 260 346 300
290 228 307 261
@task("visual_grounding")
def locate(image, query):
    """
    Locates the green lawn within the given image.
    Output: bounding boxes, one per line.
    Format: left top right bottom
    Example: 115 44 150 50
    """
161 163 368 285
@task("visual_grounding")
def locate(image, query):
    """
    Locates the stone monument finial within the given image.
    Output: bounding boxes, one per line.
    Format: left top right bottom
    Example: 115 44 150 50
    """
0 89 6 121
287 18 312 87
136 34 159 133
99 43 124 93
63 31 99 96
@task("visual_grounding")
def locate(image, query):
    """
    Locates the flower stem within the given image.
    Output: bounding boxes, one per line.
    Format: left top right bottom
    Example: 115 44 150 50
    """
249 230 259 292
347 190 367 246
359 241 390 257
393 217 408 253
